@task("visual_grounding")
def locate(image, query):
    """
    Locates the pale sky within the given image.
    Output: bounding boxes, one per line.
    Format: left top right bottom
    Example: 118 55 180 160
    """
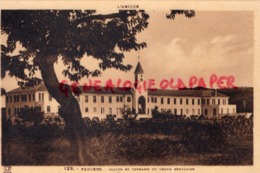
1 11 254 91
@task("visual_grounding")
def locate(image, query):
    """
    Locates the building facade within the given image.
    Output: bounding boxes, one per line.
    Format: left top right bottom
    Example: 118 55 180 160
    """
5 62 237 120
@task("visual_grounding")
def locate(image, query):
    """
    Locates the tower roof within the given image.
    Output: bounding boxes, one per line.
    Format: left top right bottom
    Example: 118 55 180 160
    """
134 62 144 74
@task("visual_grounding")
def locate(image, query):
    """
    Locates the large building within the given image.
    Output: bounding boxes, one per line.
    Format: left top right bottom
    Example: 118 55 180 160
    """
5 62 237 120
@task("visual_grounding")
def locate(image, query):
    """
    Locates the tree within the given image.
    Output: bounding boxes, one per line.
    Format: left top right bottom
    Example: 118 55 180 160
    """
1 9 194 164
17 106 44 126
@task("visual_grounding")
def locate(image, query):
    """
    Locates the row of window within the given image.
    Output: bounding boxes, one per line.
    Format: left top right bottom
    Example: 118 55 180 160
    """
6 93 228 107
202 98 228 105
6 93 36 103
149 97 201 105
83 95 131 103
8 106 42 115
149 97 227 106
6 93 54 103
7 106 235 116
84 107 123 114
147 108 201 115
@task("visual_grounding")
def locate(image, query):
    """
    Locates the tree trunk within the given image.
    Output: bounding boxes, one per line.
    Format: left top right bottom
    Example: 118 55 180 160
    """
38 59 86 165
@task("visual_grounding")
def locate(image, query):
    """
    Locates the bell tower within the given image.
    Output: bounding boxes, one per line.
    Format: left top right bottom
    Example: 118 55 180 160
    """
134 53 144 88
132 54 149 118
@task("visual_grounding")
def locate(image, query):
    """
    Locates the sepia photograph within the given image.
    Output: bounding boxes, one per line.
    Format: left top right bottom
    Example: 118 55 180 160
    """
0 1 259 173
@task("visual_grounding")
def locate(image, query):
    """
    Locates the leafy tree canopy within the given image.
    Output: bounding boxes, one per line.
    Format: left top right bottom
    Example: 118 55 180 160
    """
1 10 194 88
1 10 149 86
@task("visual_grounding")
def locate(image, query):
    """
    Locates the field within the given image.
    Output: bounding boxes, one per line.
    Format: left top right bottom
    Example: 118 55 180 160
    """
2 117 253 165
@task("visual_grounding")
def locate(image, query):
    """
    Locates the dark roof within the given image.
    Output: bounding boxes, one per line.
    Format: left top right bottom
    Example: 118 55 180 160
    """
8 83 132 95
8 83 47 93
148 89 228 97
134 62 144 74
8 83 228 97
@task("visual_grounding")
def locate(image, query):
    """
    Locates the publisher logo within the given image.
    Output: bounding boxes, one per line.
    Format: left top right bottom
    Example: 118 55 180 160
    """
3 166 12 173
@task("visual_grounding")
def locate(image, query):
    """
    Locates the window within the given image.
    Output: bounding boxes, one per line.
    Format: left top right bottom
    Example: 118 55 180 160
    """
17 95 19 102
127 96 131 102
116 96 119 102
198 99 200 105
93 107 97 113
213 108 217 116
10 96 12 103
147 108 149 114
85 95 88 102
116 108 120 114
93 96 96 103
109 96 112 103
223 99 225 105
14 95 16 102
186 109 189 114
204 109 208 115
167 98 170 104
109 108 112 114
202 99 205 105
180 109 183 115
180 98 182 105
192 99 194 105
47 106 51 113
49 94 52 101
186 99 189 105
33 94 35 101
41 93 44 102
120 96 123 102
174 98 176 104
101 108 105 114
85 107 89 112
148 97 149 103
14 108 16 114
151 97 154 103
154 97 157 103
101 96 104 103
192 109 195 115
174 109 177 115
29 94 31 102
39 93 41 102
218 99 220 105
207 99 209 105
161 98 164 104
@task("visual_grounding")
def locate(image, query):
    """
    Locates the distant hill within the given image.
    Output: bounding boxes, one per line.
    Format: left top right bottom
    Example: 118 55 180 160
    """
217 87 253 113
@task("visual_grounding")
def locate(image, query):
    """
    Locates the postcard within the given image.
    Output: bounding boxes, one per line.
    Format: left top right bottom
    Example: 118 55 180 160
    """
1 0 259 173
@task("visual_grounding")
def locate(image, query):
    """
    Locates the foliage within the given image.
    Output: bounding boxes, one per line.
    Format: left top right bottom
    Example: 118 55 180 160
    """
17 106 44 125
218 87 253 113
1 10 150 86
2 116 253 165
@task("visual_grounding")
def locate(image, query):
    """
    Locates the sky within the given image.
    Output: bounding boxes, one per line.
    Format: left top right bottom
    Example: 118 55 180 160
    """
1 10 254 91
